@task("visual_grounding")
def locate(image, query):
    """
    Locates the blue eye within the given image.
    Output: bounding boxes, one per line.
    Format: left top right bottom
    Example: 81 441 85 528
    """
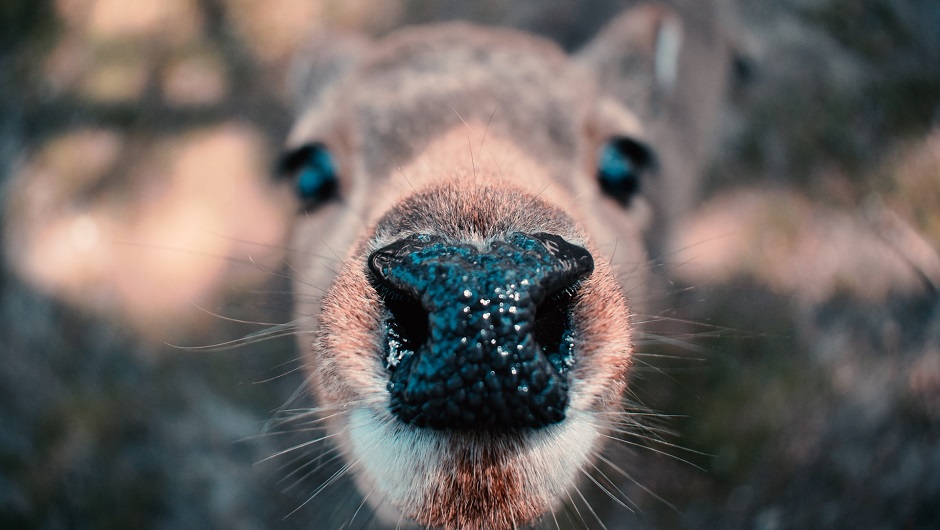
278 143 339 207
596 137 654 205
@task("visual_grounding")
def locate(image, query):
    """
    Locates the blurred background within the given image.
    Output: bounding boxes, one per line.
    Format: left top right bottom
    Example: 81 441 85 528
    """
1 0 938 528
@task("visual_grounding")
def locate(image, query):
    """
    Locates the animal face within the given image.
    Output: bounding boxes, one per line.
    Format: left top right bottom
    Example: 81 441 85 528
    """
280 4 725 529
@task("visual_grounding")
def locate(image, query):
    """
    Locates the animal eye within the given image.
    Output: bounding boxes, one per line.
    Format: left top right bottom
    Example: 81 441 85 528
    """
277 143 339 208
596 137 654 205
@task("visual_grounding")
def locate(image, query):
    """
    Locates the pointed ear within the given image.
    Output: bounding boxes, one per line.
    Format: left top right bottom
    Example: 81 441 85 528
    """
577 3 690 120
578 2 730 256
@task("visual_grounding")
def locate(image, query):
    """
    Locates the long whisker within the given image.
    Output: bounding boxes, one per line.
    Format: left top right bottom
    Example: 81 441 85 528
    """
580 465 634 512
164 325 300 351
247 358 307 385
598 432 704 470
593 452 679 512
283 458 360 519
479 105 499 154
564 488 588 529
257 431 342 464
572 481 608 530
548 504 561 530
349 482 378 528
279 449 347 491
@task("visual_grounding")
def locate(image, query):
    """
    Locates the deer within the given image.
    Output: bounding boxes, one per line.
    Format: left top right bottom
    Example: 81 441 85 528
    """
276 2 727 528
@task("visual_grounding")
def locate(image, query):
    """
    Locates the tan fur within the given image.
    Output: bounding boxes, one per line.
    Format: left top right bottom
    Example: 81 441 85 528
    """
285 4 726 529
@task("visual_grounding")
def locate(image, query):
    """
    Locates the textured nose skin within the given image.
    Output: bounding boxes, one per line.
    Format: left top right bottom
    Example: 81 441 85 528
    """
368 232 594 430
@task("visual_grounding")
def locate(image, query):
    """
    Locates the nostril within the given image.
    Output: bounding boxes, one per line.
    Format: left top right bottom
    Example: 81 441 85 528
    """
366 241 431 371
374 283 430 371
534 288 578 373
526 232 593 374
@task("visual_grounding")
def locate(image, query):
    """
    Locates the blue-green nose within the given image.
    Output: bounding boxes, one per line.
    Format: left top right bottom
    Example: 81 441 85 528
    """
367 232 594 430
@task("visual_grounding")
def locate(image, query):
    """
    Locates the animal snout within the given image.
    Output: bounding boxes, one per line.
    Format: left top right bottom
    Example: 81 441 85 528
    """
367 232 594 430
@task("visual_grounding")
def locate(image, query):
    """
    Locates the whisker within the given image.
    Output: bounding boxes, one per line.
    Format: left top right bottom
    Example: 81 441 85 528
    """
595 408 682 423
452 107 476 135
478 104 499 154
275 409 358 433
349 482 379 528
113 239 269 266
267 397 373 431
593 452 679 513
572 481 608 530
247 360 306 385
635 337 713 358
254 255 328 294
564 488 588 529
264 380 319 432
587 460 639 511
580 465 633 512
317 235 348 265
549 504 561 530
489 150 504 178
634 311 760 337
609 235 620 265
396 166 418 193
598 432 704 471
468 136 476 179
626 354 685 383
164 326 300 352
283 458 359 519
257 432 342 464
180 298 288 327
279 449 347 491
605 419 681 442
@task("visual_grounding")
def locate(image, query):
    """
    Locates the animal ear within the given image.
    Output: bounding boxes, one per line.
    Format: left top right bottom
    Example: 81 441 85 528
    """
287 31 369 114
577 3 690 121
577 2 730 256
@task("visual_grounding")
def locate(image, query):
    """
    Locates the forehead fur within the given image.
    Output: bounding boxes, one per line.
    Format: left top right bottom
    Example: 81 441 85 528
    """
347 23 596 181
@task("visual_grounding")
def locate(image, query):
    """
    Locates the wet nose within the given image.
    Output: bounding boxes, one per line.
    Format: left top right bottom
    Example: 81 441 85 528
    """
367 232 594 430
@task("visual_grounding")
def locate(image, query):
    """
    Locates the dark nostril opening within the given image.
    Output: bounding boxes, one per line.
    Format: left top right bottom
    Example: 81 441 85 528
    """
373 284 430 370
366 248 430 370
534 288 578 372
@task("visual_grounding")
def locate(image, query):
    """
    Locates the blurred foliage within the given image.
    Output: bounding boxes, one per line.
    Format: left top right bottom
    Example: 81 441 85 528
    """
0 1 56 54
806 0 940 137
709 0 940 199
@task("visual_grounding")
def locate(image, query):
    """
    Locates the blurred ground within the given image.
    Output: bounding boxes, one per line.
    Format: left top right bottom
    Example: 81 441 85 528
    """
1 1 939 529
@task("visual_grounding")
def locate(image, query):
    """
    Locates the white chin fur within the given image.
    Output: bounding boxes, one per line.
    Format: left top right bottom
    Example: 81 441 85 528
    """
346 406 601 521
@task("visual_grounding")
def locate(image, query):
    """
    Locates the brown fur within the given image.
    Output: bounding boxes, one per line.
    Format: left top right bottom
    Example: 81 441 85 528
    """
285 3 726 528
